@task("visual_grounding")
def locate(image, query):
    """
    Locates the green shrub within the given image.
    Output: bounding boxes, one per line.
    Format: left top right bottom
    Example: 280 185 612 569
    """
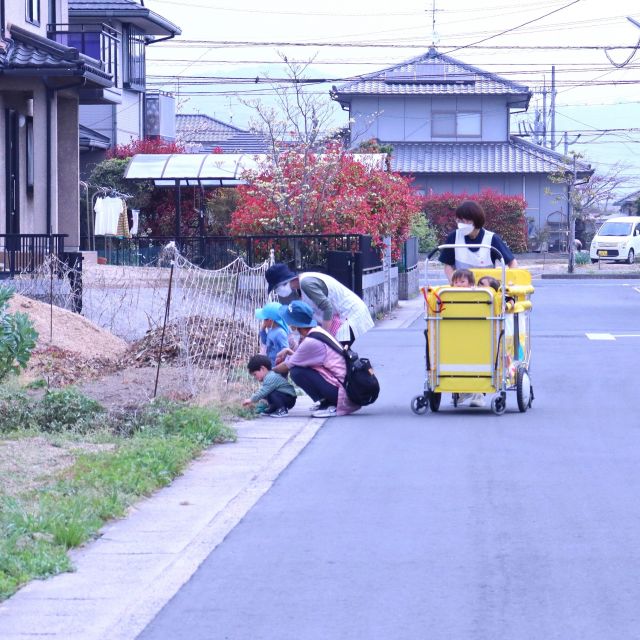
575 251 590 265
410 213 440 254
0 288 38 383
159 406 237 445
0 385 37 432
36 388 105 433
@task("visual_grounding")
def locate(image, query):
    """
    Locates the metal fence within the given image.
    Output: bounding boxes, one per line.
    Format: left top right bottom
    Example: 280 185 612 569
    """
95 234 383 271
0 234 67 278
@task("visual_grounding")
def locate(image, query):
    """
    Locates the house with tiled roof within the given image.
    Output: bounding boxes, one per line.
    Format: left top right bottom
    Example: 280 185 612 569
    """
63 0 180 248
613 190 640 216
332 47 592 250
176 114 270 154
0 1 113 258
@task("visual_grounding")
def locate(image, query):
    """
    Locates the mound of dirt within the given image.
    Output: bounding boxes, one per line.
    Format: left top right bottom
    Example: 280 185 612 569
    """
7 293 128 361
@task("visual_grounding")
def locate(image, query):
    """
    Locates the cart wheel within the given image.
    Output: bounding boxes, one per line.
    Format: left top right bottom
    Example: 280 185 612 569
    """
429 392 441 412
516 366 533 412
491 394 506 416
452 393 459 408
411 395 429 415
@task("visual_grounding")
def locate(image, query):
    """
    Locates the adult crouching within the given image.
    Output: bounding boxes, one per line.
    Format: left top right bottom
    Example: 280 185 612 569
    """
273 300 360 419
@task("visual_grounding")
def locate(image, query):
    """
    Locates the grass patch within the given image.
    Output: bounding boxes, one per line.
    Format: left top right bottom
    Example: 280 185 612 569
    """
0 401 236 601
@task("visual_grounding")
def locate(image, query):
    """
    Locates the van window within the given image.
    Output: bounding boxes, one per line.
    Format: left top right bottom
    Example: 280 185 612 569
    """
598 221 633 236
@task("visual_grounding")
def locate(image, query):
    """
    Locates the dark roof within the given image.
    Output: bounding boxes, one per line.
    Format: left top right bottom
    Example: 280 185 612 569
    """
333 47 530 107
211 132 270 154
68 0 181 37
387 136 592 175
0 25 112 86
613 190 640 207
176 114 244 140
79 124 111 150
176 114 269 154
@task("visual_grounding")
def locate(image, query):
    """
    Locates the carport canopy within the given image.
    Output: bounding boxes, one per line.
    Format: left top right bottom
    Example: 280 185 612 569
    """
124 153 263 186
124 152 388 186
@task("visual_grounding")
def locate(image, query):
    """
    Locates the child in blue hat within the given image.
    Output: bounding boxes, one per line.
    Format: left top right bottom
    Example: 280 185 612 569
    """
255 301 290 367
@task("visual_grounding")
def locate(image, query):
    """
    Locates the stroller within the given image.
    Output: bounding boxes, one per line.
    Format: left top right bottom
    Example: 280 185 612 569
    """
411 245 534 416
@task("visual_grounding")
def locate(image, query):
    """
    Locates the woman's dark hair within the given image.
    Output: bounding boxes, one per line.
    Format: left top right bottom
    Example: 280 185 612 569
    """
247 354 272 372
455 200 485 229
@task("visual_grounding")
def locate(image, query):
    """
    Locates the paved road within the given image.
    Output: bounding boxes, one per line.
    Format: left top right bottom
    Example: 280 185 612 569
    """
138 279 640 640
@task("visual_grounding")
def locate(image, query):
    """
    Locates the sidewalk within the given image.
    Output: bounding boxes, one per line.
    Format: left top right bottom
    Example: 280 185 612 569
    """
0 301 426 640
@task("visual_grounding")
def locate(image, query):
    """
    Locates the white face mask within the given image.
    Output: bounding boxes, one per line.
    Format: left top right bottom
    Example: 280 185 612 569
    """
457 222 475 236
275 282 293 298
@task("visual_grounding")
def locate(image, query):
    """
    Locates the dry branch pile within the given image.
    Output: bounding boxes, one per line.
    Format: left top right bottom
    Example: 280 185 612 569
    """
127 316 258 369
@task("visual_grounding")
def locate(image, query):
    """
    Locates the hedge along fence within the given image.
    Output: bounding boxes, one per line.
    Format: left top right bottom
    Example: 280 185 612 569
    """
421 189 529 253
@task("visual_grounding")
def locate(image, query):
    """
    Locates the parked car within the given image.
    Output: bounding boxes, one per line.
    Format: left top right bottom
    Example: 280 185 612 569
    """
589 216 640 264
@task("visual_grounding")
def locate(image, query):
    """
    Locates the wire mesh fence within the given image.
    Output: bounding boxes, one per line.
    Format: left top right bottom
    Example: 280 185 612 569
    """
8 244 270 398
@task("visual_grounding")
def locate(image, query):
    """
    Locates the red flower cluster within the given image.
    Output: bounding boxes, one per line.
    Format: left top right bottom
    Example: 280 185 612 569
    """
230 147 422 259
107 138 185 160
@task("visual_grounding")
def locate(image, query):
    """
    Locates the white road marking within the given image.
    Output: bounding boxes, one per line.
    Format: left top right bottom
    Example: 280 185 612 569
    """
633 287 640 294
586 333 616 340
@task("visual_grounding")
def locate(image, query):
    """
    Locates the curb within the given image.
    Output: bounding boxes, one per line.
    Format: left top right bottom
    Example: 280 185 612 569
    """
540 273 640 279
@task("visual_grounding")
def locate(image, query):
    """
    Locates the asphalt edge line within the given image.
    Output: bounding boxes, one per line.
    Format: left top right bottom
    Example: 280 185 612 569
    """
105 416 325 640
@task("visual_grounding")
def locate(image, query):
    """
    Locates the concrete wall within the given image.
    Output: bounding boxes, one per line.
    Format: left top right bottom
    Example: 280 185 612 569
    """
57 95 80 248
398 265 420 300
362 267 399 317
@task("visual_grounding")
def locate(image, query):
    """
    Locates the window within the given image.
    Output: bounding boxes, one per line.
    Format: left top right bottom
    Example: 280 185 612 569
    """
26 0 40 25
26 117 34 193
432 111 481 138
124 26 146 91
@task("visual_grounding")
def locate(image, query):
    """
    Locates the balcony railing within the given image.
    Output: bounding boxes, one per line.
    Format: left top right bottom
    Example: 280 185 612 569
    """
47 23 119 82
0 234 67 278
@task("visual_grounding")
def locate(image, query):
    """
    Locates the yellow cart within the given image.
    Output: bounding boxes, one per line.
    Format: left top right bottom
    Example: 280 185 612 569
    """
411 246 535 416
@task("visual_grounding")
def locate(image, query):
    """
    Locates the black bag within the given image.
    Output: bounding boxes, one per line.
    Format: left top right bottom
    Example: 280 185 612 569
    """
308 331 380 406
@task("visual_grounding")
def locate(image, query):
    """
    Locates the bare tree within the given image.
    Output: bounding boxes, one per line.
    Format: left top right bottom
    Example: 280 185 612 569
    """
547 154 631 272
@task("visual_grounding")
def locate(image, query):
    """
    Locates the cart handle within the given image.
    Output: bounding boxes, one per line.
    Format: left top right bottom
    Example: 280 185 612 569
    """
427 243 505 263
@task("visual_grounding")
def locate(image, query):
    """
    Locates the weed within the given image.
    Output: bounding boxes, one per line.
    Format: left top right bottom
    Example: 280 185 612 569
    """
36 388 105 433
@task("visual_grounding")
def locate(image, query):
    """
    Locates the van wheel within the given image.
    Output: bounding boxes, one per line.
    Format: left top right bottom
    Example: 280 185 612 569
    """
591 259 598 264
627 249 635 265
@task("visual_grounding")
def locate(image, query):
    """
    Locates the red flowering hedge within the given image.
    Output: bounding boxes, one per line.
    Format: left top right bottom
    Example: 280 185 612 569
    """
230 147 423 259
422 189 528 253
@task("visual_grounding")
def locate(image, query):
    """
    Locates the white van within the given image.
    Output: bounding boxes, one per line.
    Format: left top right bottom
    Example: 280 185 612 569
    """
589 216 640 264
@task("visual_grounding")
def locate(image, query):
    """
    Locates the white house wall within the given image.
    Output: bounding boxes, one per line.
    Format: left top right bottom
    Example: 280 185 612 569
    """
116 90 143 145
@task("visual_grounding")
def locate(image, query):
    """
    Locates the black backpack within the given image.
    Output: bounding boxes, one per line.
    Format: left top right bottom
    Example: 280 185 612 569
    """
308 331 380 406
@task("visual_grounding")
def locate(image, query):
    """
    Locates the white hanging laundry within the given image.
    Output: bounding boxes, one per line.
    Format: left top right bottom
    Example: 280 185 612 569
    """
94 196 124 235
130 209 140 235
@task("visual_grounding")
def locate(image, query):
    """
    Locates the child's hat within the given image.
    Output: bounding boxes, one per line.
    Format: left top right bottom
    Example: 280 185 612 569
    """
255 302 284 322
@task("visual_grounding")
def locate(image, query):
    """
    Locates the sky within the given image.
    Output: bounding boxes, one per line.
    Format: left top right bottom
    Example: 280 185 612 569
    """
144 0 640 199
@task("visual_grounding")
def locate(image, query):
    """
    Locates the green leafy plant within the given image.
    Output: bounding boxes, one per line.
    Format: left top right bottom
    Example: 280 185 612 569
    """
36 388 105 433
0 288 38 383
159 406 237 445
575 251 590 265
410 213 439 254
0 384 37 432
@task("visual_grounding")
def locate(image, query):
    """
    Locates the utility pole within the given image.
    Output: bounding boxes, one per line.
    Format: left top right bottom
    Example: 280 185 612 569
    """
567 155 577 274
541 79 547 147
550 66 556 150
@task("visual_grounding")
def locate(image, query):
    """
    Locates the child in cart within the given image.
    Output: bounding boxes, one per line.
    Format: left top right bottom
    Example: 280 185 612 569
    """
450 268 485 407
451 268 475 287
